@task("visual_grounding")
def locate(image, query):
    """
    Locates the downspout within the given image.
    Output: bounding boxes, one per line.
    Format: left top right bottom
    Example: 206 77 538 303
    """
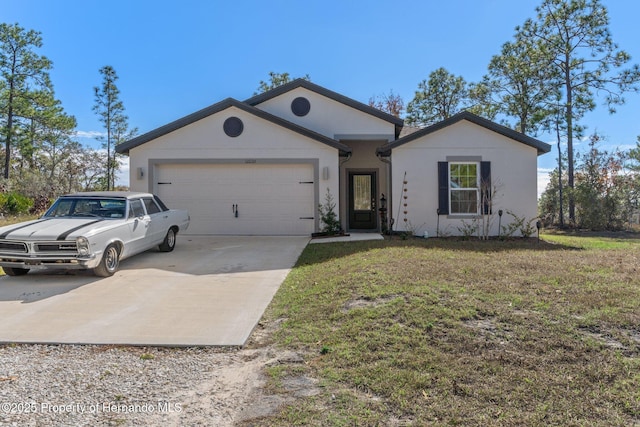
377 150 392 234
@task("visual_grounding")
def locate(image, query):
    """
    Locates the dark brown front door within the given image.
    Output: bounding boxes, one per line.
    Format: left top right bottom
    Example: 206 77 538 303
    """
349 172 377 229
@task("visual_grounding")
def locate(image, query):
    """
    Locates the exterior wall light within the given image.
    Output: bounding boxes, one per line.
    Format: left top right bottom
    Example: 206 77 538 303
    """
322 166 329 180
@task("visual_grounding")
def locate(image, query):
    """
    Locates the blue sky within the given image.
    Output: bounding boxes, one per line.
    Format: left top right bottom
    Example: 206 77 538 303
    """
4 0 640 191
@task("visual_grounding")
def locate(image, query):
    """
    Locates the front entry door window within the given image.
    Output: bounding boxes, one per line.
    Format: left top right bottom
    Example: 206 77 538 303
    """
349 172 377 229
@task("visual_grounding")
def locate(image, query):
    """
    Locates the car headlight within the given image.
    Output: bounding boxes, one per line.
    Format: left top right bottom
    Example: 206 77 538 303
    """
76 237 91 256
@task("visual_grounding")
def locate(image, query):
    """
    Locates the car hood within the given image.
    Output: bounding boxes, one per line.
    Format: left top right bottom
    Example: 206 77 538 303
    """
0 217 110 241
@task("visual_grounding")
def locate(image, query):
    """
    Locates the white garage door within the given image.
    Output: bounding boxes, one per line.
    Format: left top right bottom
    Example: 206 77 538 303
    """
155 163 315 235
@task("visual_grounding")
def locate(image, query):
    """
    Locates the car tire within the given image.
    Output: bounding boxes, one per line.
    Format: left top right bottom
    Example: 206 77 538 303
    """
3 267 30 276
94 244 120 277
159 228 176 252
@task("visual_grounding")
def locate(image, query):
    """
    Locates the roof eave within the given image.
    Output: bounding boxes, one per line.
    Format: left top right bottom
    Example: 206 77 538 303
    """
383 112 551 155
246 79 405 131
116 97 351 155
115 98 238 154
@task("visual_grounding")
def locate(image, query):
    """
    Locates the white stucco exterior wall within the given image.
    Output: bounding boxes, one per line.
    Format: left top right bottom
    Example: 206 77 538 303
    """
127 106 341 229
390 120 540 237
254 87 396 141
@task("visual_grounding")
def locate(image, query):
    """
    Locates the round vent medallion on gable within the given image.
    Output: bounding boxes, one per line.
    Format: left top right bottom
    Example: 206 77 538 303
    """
223 116 244 137
291 97 311 117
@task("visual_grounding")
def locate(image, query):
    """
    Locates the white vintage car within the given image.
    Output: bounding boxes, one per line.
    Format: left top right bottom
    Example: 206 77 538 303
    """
0 192 190 277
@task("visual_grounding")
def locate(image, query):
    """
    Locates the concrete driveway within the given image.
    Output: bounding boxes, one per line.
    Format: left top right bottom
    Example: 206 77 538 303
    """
0 236 309 346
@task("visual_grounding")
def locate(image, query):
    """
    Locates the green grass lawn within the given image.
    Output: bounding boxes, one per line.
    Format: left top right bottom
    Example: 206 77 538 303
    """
252 234 640 426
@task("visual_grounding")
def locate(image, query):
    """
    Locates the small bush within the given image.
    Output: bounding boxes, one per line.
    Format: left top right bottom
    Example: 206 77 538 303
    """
457 219 478 239
0 192 34 215
318 188 342 235
31 195 53 214
501 210 537 238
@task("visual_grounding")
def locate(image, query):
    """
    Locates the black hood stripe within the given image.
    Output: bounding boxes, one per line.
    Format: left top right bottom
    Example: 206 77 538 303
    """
57 219 104 240
0 218 51 239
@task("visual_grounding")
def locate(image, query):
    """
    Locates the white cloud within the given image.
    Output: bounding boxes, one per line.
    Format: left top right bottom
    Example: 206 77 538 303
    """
537 168 553 199
116 157 130 188
612 143 637 151
74 130 106 139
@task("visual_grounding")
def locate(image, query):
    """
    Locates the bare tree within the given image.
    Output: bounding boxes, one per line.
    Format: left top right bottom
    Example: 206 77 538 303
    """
368 90 405 118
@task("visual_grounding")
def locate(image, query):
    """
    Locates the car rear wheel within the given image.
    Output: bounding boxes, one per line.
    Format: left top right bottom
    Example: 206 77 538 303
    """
3 267 30 276
94 244 120 277
159 228 176 252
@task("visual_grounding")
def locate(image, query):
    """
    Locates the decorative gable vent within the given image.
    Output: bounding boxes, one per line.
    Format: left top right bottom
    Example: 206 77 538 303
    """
291 97 311 117
223 117 244 137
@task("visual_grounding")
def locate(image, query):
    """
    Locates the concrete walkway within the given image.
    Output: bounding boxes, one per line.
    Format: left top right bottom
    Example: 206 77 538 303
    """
0 236 309 347
309 232 384 244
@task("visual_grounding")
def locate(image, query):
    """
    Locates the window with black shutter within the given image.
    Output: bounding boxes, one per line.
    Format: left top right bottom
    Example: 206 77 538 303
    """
438 160 491 215
438 162 449 215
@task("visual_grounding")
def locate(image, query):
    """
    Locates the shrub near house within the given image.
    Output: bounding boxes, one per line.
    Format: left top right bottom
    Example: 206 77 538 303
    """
0 192 34 215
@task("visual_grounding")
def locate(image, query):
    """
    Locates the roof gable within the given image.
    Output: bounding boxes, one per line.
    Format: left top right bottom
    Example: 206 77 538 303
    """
245 79 404 138
116 98 351 155
378 111 552 155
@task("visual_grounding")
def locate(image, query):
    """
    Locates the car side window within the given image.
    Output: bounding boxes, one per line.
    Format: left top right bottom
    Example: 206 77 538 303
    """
143 197 161 215
153 195 170 211
129 199 146 218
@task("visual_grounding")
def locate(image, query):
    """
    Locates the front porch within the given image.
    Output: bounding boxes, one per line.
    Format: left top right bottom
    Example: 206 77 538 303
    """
338 139 391 233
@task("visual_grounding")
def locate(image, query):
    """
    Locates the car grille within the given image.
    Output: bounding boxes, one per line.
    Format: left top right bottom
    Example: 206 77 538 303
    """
0 241 28 253
35 242 78 253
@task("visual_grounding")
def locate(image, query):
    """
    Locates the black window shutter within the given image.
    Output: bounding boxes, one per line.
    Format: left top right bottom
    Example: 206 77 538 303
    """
481 161 491 214
438 162 449 215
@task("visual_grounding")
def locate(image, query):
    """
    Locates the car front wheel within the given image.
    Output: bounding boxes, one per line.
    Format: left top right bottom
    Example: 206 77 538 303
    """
159 228 176 252
94 244 120 277
3 267 30 276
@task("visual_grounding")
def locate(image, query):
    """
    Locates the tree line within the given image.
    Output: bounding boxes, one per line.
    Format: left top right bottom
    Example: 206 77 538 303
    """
369 0 640 230
0 23 134 214
271 57 640 232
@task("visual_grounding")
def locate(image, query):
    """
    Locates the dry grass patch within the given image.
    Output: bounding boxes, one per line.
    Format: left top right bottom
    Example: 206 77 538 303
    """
249 235 640 426
0 214 39 227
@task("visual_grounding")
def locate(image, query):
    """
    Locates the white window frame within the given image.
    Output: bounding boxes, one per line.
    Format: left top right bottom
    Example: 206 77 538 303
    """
449 162 480 215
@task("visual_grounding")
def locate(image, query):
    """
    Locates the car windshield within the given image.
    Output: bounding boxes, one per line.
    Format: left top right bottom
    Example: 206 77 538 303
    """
44 198 127 219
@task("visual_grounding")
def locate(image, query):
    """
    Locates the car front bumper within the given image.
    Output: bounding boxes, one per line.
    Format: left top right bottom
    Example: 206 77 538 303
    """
0 238 103 271
0 253 99 270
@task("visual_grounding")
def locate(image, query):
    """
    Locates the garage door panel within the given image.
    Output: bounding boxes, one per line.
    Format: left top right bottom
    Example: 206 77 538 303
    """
156 163 315 235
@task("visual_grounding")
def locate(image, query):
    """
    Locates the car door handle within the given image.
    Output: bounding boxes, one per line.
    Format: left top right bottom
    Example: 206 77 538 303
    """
134 218 150 228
